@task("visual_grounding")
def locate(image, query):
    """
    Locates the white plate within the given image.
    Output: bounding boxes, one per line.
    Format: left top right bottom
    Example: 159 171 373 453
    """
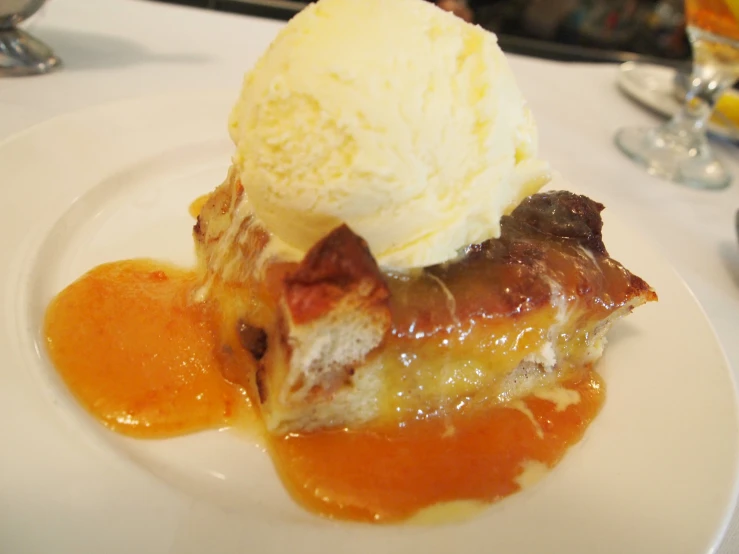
1 90 738 554
617 61 739 143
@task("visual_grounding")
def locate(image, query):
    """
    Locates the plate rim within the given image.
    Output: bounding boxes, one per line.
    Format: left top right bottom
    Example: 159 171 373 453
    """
2 89 739 554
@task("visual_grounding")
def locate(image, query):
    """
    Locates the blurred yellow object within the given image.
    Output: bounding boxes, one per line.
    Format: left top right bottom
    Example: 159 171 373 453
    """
724 0 739 22
712 91 739 127
686 0 739 40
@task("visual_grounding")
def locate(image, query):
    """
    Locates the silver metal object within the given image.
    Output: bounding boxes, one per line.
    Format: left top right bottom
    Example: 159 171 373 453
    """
0 0 60 76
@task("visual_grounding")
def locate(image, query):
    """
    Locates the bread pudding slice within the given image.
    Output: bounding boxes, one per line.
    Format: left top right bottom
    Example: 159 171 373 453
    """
194 170 656 433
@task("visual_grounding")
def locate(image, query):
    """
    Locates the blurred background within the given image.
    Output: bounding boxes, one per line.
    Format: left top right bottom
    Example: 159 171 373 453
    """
150 0 691 65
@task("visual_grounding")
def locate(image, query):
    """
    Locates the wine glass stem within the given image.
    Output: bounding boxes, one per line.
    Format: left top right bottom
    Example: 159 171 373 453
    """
667 64 735 137
668 24 739 138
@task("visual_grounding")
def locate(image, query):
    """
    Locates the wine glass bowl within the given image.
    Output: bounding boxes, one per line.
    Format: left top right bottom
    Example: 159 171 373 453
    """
0 0 61 77
685 0 739 42
615 0 739 190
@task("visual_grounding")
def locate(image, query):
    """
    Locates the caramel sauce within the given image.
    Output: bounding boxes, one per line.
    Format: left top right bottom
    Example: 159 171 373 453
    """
270 375 603 522
43 258 605 521
378 314 556 419
44 260 254 438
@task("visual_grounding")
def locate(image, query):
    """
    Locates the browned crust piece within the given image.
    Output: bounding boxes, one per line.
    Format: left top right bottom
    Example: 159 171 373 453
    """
387 191 656 338
283 224 391 325
194 168 243 246
506 190 608 255
194 170 270 285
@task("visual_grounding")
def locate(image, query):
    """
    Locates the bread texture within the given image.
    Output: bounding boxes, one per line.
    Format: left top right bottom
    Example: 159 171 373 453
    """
258 225 391 430
194 171 656 433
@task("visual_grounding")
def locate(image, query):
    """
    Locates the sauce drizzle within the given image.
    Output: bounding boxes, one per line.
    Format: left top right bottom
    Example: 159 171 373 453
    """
43 258 604 522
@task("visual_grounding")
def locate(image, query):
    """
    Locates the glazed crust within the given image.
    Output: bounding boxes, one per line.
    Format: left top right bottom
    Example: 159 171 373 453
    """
195 181 657 431
386 191 655 338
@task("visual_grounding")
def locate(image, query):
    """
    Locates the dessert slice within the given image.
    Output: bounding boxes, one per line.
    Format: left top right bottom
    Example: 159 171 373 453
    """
195 171 656 433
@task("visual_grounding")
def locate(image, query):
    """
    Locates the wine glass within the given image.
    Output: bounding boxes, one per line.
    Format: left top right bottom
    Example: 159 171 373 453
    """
0 0 60 77
615 0 739 189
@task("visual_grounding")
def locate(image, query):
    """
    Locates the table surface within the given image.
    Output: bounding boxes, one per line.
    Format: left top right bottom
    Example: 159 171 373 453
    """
2 0 739 552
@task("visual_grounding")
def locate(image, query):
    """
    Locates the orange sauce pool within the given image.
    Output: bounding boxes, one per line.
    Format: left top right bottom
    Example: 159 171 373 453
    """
43 259 605 522
44 260 253 438
270 375 603 522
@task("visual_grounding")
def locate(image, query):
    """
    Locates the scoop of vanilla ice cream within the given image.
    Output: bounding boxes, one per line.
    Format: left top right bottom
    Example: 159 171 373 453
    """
229 0 550 269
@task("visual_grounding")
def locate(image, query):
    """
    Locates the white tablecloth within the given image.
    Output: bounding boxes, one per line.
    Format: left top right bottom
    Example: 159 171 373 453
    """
2 0 738 551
